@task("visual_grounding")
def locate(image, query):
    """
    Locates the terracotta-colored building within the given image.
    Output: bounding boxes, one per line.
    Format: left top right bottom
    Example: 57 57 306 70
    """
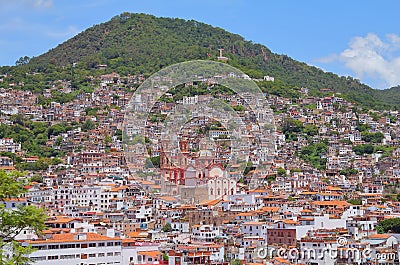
267 228 296 246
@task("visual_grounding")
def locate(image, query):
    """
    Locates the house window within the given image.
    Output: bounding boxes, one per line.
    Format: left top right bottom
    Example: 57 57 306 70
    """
49 245 60 249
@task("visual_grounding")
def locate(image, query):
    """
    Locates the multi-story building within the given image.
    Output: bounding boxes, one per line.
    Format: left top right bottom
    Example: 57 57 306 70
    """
26 232 123 265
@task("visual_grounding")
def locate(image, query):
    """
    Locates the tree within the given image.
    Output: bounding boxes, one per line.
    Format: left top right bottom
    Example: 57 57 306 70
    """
340 168 358 177
85 107 99 117
30 175 43 183
230 259 241 265
15 56 30 66
47 123 71 137
300 141 328 170
353 144 374 155
361 131 384 143
163 253 168 261
0 171 47 264
303 125 318 136
162 223 172 232
232 105 244 112
277 167 286 177
54 136 63 146
243 162 254 176
104 135 112 145
150 156 160 168
282 118 303 133
266 175 276 183
115 129 123 141
376 218 400 234
347 198 362 205
82 119 96 132
281 118 303 142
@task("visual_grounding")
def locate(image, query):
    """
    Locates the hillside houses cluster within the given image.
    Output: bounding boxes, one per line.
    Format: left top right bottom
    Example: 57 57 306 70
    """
0 72 400 265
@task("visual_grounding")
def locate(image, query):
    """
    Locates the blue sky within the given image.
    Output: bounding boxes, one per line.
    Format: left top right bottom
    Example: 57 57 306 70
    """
0 0 399 89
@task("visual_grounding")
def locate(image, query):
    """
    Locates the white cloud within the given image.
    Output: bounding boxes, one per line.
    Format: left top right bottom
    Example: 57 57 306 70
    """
0 16 78 43
387 33 400 46
0 0 53 9
317 33 400 88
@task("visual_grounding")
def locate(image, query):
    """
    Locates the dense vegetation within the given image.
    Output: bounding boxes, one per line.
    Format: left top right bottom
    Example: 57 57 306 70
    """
0 171 47 264
300 141 328 170
0 115 66 158
376 218 400 234
0 114 94 170
352 144 394 157
0 13 399 109
281 118 319 142
347 198 362 205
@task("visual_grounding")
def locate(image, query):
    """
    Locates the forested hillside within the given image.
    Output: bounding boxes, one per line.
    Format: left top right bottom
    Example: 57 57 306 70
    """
1 13 399 109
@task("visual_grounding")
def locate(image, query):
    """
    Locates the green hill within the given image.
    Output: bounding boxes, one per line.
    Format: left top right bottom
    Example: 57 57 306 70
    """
2 13 400 109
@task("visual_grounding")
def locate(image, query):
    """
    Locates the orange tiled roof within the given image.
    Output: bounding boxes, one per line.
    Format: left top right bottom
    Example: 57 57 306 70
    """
282 219 299 225
137 251 162 258
312 200 350 207
3 198 27 202
199 199 221 206
237 212 253 216
46 217 79 224
273 257 291 264
242 221 265 225
158 196 178 202
0 166 16 170
326 186 343 191
127 231 148 238
368 234 391 239
261 206 280 212
26 233 117 244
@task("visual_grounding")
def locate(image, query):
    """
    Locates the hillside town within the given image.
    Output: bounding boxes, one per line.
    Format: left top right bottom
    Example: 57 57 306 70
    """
1 69 400 265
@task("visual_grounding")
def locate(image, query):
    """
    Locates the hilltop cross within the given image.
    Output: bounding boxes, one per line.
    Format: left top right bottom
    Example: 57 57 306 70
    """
217 48 228 62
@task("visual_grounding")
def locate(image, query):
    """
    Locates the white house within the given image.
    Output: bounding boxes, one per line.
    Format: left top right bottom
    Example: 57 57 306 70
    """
241 221 268 241
26 233 123 265
191 224 220 243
